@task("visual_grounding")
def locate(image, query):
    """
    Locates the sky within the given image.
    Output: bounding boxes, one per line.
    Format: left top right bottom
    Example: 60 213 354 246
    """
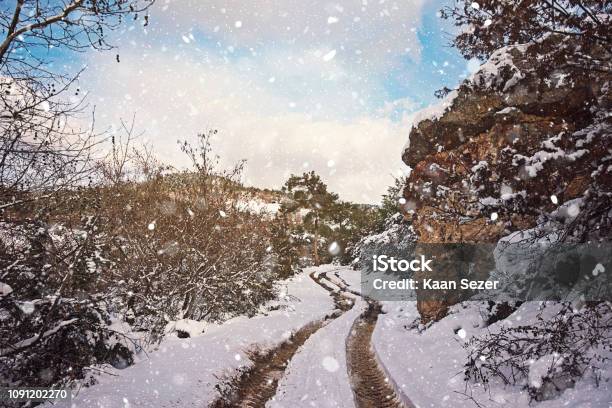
66 0 474 204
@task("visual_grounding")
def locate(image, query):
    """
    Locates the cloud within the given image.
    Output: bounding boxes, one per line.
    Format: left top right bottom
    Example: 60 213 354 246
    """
74 1 434 203
153 0 427 70
82 50 410 203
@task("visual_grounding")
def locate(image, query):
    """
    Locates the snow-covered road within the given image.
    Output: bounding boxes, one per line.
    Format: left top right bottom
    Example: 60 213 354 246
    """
43 265 602 408
47 265 610 408
52 265 405 408
269 270 366 407
51 269 337 408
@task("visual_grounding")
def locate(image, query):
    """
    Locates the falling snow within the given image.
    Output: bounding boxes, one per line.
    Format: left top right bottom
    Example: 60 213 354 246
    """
322 49 337 61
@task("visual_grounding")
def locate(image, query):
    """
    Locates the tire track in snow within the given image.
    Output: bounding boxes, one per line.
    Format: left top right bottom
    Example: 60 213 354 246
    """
210 267 412 408
332 266 412 408
209 270 354 408
346 300 412 408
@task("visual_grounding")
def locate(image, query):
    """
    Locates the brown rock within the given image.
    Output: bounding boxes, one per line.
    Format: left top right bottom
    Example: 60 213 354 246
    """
399 38 610 323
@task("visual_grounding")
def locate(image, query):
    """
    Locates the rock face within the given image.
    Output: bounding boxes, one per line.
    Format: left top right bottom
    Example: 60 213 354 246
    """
402 37 611 322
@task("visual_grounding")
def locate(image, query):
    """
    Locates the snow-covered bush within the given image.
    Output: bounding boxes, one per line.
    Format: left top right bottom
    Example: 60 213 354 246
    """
464 302 612 401
93 133 280 340
352 213 417 273
0 219 133 393
1 133 286 393
269 215 301 278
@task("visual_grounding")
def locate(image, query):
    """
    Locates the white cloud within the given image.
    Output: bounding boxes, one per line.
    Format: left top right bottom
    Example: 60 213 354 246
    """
82 50 409 203
153 0 427 69
75 0 431 203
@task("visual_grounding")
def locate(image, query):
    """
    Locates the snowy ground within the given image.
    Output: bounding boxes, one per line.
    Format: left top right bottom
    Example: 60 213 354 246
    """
332 268 362 294
269 272 366 408
44 265 610 408
49 269 335 408
373 301 612 408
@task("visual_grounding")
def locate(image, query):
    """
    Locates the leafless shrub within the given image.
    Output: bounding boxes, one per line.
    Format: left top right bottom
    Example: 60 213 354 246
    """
0 0 155 396
94 132 278 343
464 302 612 401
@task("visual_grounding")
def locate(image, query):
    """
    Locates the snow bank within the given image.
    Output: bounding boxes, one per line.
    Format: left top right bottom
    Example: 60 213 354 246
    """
164 319 209 338
49 268 335 408
372 301 612 407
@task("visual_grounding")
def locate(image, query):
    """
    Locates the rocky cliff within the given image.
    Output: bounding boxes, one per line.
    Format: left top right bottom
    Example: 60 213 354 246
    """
401 36 611 322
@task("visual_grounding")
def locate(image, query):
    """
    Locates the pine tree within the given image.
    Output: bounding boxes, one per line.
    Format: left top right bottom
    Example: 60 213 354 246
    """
281 171 339 266
378 176 407 228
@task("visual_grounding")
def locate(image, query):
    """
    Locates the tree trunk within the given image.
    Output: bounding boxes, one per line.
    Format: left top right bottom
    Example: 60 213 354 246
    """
181 292 194 319
313 217 320 266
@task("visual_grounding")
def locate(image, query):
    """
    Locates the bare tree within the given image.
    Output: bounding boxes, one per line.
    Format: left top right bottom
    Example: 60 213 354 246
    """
131 141 166 181
0 0 155 393
0 0 153 67
0 0 154 208
98 115 145 185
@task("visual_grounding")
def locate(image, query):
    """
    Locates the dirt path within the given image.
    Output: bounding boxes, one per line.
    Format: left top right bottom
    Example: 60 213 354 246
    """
346 301 410 408
210 268 410 408
209 320 327 408
209 271 353 408
310 270 355 312
314 270 410 407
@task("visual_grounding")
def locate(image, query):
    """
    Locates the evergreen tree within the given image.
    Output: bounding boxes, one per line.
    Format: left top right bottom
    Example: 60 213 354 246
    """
281 171 339 266
327 201 380 264
377 176 407 228
270 215 300 278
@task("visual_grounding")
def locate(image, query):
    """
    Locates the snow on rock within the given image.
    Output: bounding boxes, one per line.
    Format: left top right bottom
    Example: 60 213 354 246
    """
408 89 458 128
0 282 12 296
403 41 528 152
48 268 335 408
402 41 529 156
402 90 458 152
495 106 521 115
